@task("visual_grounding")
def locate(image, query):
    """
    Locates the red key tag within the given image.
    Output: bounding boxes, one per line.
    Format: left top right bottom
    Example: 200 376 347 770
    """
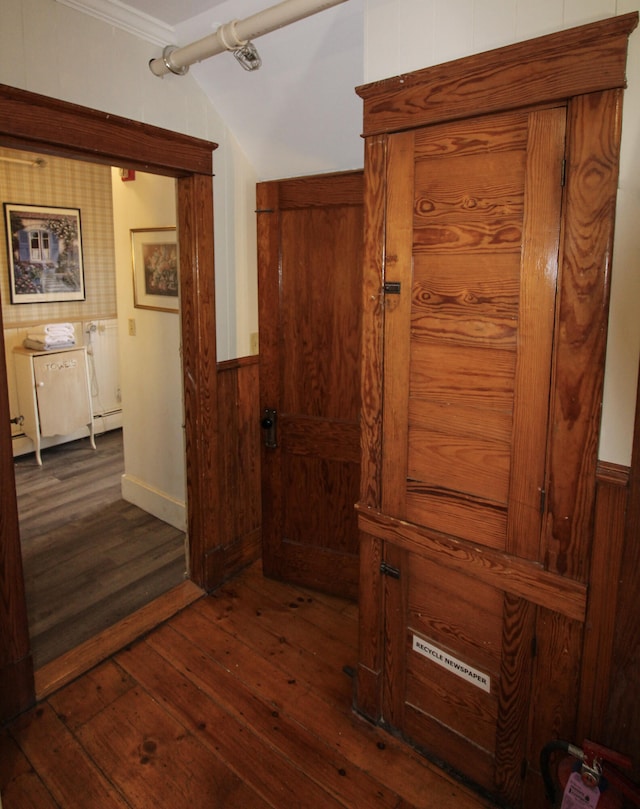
561 772 601 808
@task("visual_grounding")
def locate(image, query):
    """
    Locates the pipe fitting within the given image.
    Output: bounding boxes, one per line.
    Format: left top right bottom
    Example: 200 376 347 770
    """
217 21 247 51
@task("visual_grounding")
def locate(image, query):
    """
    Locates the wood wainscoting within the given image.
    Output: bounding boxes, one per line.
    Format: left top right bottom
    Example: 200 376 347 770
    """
209 355 262 583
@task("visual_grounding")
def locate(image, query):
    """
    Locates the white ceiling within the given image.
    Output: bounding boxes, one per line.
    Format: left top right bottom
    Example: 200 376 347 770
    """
71 0 365 179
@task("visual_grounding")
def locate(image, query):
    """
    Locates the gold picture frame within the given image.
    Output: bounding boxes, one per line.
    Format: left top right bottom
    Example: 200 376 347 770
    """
131 227 179 313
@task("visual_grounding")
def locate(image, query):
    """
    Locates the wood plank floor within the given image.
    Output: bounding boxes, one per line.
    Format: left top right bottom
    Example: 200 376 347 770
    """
0 562 498 809
14 430 187 668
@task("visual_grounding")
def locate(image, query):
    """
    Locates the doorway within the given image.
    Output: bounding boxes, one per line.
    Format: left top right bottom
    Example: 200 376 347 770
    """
2 147 189 668
0 83 221 722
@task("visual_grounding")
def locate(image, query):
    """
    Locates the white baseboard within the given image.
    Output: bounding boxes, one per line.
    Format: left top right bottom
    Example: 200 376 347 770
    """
121 473 186 532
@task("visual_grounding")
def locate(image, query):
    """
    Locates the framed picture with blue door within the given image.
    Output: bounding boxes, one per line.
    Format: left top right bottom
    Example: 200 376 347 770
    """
3 203 85 303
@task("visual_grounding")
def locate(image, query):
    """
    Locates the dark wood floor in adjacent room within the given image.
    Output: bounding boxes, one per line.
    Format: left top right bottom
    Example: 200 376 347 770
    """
0 562 498 809
14 429 187 668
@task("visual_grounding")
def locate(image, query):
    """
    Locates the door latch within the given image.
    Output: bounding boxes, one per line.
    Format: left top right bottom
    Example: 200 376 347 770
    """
261 408 277 449
380 561 401 579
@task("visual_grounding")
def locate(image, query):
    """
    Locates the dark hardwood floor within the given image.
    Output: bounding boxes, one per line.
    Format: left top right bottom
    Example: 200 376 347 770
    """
14 429 187 668
0 562 497 809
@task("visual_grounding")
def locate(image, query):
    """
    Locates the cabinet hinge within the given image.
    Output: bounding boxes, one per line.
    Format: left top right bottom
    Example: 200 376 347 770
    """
380 561 401 579
383 281 401 295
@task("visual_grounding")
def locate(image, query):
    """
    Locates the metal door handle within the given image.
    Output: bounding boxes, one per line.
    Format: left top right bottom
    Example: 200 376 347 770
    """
261 408 277 448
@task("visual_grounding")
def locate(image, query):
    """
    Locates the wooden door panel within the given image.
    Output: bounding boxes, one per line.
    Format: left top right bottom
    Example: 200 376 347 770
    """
406 664 498 752
409 343 516 405
384 109 565 550
380 106 567 804
404 704 496 793
404 566 502 760
408 555 504 675
407 425 511 504
412 254 520 347
281 207 362 421
282 454 360 552
405 490 508 550
258 172 363 599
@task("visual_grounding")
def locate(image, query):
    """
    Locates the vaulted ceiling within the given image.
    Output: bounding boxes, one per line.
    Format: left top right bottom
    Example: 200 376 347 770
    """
68 0 365 179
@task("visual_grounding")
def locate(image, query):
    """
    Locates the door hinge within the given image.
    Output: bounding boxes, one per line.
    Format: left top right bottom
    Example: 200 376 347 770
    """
383 281 401 295
531 635 537 658
561 158 566 187
380 561 401 579
539 488 546 515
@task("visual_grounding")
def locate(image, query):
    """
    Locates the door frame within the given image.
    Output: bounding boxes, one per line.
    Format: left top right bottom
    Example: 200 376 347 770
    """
0 84 222 721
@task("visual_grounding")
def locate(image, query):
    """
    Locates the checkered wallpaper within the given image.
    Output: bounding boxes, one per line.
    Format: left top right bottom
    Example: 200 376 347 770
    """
0 147 117 327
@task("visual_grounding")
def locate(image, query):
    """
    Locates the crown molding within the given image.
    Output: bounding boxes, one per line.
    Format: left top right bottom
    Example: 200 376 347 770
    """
55 0 175 47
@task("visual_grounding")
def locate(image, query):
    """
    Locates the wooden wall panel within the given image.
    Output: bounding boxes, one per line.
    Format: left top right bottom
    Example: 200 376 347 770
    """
604 368 640 779
544 89 624 582
205 357 262 586
578 463 629 746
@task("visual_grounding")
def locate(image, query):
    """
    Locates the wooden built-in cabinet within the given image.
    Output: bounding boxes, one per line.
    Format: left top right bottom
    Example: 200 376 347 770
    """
354 13 638 809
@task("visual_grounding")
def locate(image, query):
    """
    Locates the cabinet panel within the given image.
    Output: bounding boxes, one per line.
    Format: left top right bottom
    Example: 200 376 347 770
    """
33 351 92 437
383 108 566 561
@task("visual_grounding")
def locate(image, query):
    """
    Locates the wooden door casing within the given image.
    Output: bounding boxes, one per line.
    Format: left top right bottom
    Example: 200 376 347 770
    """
355 14 638 809
258 172 363 600
0 84 220 722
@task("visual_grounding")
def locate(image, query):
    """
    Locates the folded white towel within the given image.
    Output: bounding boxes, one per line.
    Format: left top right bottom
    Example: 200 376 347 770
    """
44 322 75 338
27 331 75 348
24 338 76 351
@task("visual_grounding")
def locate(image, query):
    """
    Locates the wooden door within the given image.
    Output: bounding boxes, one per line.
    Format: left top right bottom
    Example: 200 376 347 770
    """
257 171 363 599
379 107 566 802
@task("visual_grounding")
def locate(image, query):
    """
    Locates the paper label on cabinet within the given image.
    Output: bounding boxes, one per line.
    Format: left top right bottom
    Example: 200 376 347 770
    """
412 635 491 693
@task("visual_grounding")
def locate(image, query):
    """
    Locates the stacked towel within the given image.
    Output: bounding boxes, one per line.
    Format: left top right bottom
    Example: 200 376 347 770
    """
24 322 76 351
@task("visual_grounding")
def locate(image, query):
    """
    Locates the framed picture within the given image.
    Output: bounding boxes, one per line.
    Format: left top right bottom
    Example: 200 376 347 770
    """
4 203 86 303
131 227 179 313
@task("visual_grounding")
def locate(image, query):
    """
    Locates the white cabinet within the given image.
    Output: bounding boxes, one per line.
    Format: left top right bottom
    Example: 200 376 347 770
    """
13 346 96 465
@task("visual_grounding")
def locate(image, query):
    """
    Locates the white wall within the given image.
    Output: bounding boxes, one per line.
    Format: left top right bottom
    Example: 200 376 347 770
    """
3 0 637 465
110 169 186 531
0 0 258 361
364 0 640 466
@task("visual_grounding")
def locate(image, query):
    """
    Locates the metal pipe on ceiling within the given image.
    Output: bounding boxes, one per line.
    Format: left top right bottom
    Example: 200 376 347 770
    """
149 0 349 77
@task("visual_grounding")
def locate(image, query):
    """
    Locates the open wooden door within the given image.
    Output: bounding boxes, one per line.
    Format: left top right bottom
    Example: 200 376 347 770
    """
257 171 363 600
